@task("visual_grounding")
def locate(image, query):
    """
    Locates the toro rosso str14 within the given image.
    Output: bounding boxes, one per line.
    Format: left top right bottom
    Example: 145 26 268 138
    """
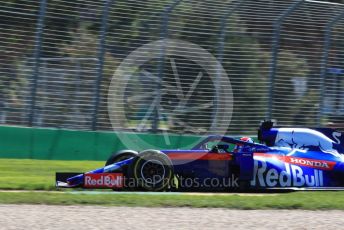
56 121 344 191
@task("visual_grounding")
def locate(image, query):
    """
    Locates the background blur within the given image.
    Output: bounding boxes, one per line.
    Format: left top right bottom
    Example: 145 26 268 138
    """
0 0 344 136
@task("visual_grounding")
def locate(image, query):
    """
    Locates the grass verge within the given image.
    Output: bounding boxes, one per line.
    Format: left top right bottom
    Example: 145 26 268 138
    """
1 191 344 210
0 158 103 190
1 158 344 209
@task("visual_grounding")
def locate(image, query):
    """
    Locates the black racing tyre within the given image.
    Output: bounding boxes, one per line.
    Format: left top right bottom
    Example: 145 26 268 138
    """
128 150 173 191
105 150 138 166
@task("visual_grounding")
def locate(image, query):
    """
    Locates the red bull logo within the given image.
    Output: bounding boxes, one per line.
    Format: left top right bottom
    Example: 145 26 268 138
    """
250 160 324 187
84 173 124 188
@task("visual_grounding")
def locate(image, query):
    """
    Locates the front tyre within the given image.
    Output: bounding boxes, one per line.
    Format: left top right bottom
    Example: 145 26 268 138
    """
105 150 138 166
129 150 173 191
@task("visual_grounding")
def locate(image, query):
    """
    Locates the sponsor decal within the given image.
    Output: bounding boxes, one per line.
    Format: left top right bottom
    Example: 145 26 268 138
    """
332 131 342 144
84 173 124 188
274 128 336 153
286 157 333 170
250 160 324 187
254 153 336 170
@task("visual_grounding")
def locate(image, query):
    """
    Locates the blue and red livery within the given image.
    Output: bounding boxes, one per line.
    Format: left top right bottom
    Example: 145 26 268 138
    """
56 121 344 191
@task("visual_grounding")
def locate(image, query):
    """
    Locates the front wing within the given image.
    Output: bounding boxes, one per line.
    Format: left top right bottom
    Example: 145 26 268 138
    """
56 172 125 189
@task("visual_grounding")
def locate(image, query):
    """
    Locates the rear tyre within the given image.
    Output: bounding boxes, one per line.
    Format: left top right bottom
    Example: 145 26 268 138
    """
105 150 138 166
129 150 173 191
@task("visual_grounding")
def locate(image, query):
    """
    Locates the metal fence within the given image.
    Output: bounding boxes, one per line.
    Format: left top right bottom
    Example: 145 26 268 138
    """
0 0 344 135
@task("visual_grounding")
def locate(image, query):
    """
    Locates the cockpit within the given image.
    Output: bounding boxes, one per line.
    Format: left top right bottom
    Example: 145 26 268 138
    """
193 135 269 153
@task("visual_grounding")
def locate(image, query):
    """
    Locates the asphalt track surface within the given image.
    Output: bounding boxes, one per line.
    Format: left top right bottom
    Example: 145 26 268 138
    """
2 205 344 230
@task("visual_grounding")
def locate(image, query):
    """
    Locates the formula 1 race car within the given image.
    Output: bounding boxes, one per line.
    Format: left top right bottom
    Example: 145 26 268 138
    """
56 121 344 191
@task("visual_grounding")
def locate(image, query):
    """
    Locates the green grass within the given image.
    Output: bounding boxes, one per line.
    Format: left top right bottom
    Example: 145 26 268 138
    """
0 159 103 190
1 158 344 209
1 191 344 209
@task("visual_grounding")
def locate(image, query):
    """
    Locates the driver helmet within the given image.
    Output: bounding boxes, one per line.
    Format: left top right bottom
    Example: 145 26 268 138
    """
234 137 254 152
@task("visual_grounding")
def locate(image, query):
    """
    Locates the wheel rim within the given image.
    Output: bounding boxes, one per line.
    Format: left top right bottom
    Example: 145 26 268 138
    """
140 159 166 185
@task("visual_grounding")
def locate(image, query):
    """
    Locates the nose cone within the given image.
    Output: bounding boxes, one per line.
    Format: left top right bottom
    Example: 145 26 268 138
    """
67 173 84 186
